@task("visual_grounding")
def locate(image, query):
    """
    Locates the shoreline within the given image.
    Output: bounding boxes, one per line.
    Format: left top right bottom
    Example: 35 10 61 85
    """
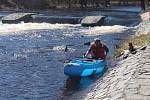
0 7 148 100
85 45 150 100
0 6 141 14
84 10 150 100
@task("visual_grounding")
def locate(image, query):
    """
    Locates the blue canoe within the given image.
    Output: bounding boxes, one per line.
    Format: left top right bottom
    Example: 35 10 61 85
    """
64 59 106 77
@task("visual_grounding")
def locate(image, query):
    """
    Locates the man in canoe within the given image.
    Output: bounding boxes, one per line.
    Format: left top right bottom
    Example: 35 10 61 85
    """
84 38 109 60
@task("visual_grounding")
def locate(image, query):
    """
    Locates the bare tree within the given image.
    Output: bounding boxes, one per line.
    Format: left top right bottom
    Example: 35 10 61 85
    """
140 0 146 10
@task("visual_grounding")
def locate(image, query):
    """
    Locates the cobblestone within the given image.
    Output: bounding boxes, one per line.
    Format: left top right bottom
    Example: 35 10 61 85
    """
139 86 150 96
85 46 150 100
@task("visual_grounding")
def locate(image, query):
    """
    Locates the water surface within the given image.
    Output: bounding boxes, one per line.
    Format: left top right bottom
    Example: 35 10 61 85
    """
0 9 139 100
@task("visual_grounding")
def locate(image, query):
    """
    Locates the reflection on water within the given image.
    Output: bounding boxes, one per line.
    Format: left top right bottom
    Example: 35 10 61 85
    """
0 27 134 100
62 77 97 100
64 77 82 92
0 25 134 100
62 67 107 100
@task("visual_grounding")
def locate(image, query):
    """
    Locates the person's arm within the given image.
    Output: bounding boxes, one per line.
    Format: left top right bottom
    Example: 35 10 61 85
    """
84 45 92 57
84 47 91 57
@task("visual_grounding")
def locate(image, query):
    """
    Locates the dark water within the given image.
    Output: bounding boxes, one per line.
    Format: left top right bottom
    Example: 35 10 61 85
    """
0 10 139 100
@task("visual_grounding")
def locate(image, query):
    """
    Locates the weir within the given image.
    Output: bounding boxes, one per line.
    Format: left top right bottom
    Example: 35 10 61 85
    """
31 15 82 24
2 13 106 26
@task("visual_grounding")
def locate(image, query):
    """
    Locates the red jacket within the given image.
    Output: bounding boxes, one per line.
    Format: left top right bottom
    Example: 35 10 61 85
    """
88 43 109 59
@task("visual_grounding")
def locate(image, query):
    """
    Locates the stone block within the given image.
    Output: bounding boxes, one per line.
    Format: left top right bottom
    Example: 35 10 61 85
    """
2 13 36 24
137 79 150 85
81 16 105 27
125 94 150 100
139 86 150 96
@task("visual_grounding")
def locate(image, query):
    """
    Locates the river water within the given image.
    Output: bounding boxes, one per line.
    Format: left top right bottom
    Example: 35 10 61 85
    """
0 8 140 100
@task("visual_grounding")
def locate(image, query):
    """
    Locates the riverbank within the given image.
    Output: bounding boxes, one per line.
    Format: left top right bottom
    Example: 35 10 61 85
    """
114 17 150 57
0 7 146 100
85 45 150 100
0 6 141 14
84 11 150 100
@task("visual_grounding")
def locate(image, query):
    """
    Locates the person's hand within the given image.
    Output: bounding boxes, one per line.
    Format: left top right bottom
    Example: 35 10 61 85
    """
83 54 86 58
106 53 108 56
84 52 88 58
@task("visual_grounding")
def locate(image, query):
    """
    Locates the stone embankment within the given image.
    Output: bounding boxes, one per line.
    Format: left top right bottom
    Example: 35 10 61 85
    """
85 11 150 100
85 45 150 100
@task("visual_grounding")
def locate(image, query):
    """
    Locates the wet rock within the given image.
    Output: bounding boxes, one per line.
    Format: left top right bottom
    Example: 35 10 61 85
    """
38 45 74 53
14 53 27 60
81 16 105 27
2 13 36 24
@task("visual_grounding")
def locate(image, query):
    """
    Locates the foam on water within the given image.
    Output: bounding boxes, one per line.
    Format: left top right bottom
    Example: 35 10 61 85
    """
81 25 130 35
0 22 77 34
0 22 131 36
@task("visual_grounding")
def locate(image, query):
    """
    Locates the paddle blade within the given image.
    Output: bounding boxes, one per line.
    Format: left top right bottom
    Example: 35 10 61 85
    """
84 42 91 45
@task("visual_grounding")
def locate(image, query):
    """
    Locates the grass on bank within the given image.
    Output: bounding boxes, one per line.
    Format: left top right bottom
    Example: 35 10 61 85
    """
114 33 150 58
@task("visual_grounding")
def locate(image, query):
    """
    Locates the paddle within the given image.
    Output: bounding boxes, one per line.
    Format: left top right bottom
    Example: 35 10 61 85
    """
64 41 91 59
84 42 91 46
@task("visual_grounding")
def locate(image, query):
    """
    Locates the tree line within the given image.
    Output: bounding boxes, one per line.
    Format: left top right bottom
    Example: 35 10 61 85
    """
0 0 149 10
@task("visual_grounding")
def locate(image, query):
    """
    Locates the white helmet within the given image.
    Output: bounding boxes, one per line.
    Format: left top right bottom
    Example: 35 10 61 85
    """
94 38 100 42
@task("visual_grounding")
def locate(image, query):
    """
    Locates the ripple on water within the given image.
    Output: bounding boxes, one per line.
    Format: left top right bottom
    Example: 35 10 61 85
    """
0 14 137 100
